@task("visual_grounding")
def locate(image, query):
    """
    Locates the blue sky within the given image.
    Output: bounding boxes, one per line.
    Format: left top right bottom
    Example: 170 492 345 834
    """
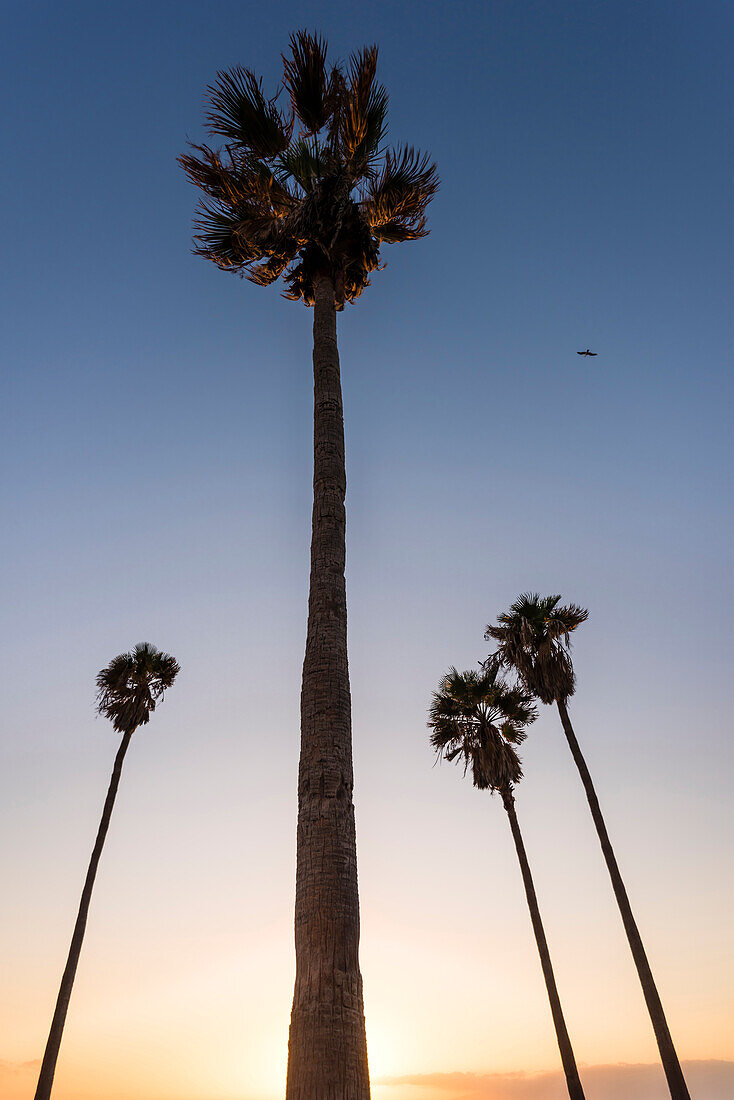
2 2 733 1097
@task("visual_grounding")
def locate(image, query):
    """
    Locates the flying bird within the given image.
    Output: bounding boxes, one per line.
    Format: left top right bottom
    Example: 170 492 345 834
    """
577 348 597 356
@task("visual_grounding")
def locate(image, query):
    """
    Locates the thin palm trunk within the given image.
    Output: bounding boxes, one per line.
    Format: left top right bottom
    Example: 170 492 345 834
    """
285 273 370 1099
35 727 134 1100
556 700 690 1100
501 789 586 1100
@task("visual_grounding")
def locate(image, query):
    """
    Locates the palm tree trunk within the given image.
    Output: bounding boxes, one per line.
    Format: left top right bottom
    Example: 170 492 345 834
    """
34 726 134 1100
556 700 690 1100
501 789 586 1100
285 273 370 1100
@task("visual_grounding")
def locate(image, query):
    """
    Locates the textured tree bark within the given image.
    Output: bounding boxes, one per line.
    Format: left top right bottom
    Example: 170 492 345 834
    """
285 273 370 1099
35 727 135 1100
556 700 690 1100
501 790 586 1100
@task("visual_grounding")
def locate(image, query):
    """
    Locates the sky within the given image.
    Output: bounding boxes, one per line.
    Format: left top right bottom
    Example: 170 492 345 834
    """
1 1 733 1098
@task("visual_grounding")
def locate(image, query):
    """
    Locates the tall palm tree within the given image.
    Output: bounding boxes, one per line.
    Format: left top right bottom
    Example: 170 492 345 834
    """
181 32 437 1099
429 667 586 1100
34 643 179 1100
486 594 690 1100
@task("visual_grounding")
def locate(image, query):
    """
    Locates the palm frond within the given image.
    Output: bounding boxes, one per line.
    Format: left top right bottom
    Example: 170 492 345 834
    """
472 729 524 792
247 252 294 286
283 31 333 134
191 202 271 268
340 45 389 175
181 148 296 251
206 67 293 157
179 144 257 207
348 45 379 113
545 602 589 640
276 138 327 191
369 219 427 243
218 149 298 213
364 146 439 229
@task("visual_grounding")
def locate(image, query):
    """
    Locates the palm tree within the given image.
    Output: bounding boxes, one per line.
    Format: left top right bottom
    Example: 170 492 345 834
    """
180 32 438 1099
486 594 690 1100
429 667 586 1100
34 643 179 1100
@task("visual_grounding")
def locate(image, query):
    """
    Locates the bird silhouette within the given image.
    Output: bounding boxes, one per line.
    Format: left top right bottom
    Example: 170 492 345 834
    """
577 348 597 356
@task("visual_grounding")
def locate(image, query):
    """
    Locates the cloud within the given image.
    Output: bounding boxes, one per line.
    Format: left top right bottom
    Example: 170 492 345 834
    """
0 1059 40 1075
0 1062 40 1100
376 1060 734 1100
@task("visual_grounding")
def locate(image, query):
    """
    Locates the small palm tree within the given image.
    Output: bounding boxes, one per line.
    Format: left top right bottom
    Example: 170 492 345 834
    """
486 595 690 1100
429 667 587 1100
181 31 437 1099
34 643 179 1100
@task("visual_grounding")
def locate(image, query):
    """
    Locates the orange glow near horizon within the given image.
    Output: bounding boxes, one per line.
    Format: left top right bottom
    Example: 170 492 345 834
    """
4 897 733 1100
4 729 733 1100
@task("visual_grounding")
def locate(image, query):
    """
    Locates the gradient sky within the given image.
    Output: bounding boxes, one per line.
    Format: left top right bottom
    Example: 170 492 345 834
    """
2 1 733 1098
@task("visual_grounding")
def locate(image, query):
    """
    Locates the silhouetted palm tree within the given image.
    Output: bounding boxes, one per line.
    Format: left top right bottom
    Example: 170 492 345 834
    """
429 667 586 1100
34 643 179 1100
486 594 690 1100
181 31 437 1099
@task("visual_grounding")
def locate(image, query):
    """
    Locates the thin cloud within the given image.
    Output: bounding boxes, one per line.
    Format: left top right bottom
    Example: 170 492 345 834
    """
0 1059 40 1075
376 1060 734 1099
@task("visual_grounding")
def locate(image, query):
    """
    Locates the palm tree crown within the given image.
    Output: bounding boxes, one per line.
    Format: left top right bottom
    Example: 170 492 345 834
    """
485 593 589 705
179 30 439 308
429 666 537 792
96 642 180 734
